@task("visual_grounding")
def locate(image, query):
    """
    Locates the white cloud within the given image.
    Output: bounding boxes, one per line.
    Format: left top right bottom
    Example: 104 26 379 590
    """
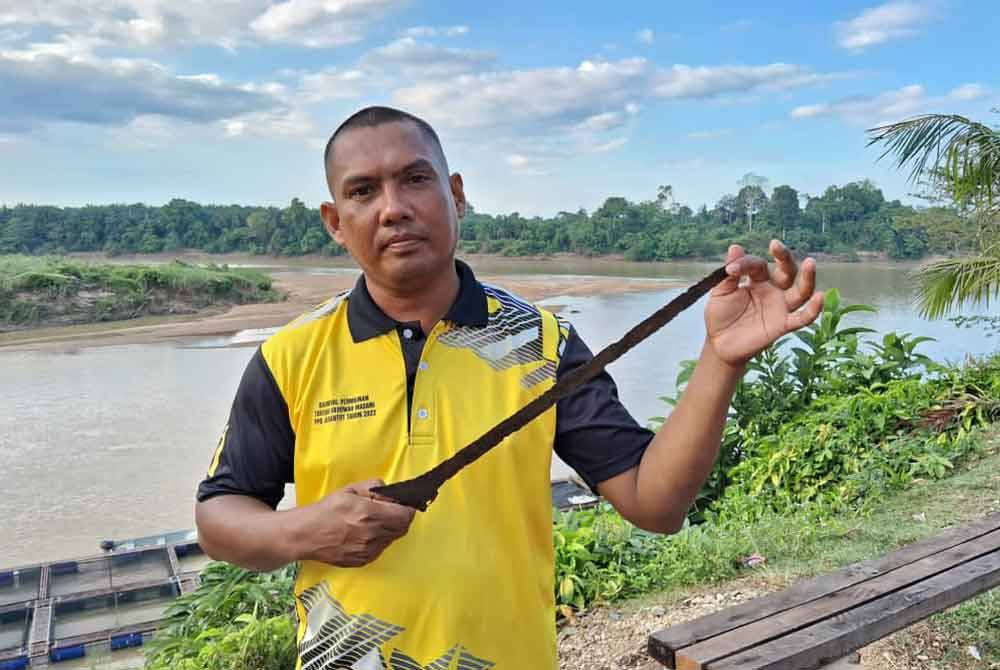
0 1 269 49
949 83 987 101
403 25 469 38
0 38 280 132
394 58 652 131
636 28 654 44
251 0 407 47
654 63 843 98
364 37 495 77
574 112 624 132
591 137 628 153
0 0 404 50
686 128 732 140
790 83 989 126
297 68 369 103
504 153 547 176
506 154 530 168
835 2 934 52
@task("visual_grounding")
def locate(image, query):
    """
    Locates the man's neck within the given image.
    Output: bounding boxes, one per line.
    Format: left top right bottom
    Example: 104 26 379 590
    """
366 263 461 335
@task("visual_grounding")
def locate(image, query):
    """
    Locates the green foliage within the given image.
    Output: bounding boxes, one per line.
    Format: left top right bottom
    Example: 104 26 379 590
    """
0 255 280 328
654 291 995 527
0 180 984 262
144 562 295 670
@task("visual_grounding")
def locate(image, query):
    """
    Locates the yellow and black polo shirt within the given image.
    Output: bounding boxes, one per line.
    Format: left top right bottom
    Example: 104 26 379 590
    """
198 260 653 669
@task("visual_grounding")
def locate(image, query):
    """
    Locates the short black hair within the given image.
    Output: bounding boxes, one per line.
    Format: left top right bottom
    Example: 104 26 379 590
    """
323 106 448 176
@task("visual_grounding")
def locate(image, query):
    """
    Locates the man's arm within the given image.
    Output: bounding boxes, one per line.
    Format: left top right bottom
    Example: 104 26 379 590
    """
196 480 415 572
598 241 823 533
596 344 740 533
195 348 413 571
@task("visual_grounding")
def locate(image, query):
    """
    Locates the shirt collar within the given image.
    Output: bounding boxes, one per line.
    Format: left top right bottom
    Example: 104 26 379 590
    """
347 259 488 343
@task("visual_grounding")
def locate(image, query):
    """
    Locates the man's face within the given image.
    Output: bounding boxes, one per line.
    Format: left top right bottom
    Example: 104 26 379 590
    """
321 121 466 292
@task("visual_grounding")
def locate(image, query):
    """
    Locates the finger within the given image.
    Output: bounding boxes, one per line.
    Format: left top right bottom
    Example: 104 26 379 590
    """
345 479 386 497
726 255 770 284
769 240 797 290
713 245 747 296
785 257 817 311
785 292 824 332
371 500 416 532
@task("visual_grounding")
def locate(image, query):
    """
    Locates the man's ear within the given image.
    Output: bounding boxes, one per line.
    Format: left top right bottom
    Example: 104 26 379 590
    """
320 201 346 246
450 173 466 218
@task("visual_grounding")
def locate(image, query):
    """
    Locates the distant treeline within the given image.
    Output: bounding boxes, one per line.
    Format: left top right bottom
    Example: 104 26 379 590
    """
0 180 979 261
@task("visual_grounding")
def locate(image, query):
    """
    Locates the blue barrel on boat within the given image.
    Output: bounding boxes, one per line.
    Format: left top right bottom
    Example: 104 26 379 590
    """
50 562 79 576
0 572 13 586
0 656 29 670
50 643 86 662
110 632 143 650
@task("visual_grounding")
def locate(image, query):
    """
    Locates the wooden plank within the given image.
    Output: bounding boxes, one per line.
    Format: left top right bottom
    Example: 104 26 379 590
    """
675 528 1000 669
37 565 49 600
647 512 1000 667
27 598 52 658
166 546 181 579
711 550 1000 670
177 575 200 594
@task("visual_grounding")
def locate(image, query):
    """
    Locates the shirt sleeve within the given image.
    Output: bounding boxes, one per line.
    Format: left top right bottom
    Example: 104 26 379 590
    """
196 348 295 509
554 325 654 491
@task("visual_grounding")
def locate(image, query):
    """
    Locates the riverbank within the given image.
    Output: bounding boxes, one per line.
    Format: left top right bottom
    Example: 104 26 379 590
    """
557 434 1000 670
0 256 279 334
0 254 685 351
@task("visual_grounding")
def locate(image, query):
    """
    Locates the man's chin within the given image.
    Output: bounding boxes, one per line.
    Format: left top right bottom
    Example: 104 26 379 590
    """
380 254 452 286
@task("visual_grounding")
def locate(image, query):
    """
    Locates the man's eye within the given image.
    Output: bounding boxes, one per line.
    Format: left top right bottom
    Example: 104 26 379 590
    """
349 185 373 198
408 173 430 184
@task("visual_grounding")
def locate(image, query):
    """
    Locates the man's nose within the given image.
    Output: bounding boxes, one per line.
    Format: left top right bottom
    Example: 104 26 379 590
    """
379 182 412 226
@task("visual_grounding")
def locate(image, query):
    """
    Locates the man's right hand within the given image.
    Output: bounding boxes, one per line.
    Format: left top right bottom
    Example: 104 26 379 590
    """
295 479 416 567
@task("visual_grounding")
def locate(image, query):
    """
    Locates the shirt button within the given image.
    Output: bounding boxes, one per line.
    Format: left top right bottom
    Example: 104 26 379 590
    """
417 408 429 420
418 361 428 371
402 328 414 339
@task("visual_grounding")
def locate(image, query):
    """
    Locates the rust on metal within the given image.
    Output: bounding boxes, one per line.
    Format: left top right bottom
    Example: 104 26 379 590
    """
371 266 729 511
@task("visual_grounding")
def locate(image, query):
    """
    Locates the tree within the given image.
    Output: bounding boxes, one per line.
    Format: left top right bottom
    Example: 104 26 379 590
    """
768 185 800 239
869 113 1000 317
737 173 769 232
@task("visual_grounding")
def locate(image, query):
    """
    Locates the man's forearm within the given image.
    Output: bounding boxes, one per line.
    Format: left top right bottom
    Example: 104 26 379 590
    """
601 341 744 533
195 495 307 572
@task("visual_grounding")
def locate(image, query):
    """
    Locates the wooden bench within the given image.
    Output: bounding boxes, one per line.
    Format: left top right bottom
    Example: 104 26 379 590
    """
647 511 1000 670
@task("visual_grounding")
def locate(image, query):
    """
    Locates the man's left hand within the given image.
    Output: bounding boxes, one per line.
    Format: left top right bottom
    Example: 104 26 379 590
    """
705 240 824 368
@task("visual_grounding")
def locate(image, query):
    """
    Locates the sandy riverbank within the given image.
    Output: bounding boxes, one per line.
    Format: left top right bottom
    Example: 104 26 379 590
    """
0 267 684 352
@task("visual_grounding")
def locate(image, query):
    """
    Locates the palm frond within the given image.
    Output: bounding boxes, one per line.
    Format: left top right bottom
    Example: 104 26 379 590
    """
868 114 1000 208
914 248 1000 318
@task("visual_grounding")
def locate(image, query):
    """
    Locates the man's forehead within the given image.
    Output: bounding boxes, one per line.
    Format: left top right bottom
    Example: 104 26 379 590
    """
329 121 444 178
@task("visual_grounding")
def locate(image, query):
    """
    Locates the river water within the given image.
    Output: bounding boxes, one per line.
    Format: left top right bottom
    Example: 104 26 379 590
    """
1 259 996 568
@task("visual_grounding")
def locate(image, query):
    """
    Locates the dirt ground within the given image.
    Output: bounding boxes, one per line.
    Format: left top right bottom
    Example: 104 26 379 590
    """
557 575 992 670
0 268 683 351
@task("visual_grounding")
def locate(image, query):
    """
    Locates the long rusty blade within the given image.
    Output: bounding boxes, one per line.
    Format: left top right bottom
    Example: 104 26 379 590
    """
371 266 729 511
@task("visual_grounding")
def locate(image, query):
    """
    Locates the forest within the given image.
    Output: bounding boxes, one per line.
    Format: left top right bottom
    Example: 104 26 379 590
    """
0 178 977 262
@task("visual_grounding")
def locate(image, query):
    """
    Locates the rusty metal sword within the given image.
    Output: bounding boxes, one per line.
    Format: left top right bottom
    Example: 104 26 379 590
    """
370 266 729 511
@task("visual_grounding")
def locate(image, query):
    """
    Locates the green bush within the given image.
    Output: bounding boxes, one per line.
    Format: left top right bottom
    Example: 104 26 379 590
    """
144 562 295 669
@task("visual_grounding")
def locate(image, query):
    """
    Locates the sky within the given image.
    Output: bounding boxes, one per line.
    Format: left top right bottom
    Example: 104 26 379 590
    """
0 0 997 216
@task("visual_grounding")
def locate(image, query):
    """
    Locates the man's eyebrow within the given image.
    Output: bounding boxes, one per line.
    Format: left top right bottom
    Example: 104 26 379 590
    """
340 158 439 190
397 158 438 175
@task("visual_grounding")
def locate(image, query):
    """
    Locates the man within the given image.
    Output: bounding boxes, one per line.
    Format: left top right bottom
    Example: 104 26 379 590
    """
196 106 823 669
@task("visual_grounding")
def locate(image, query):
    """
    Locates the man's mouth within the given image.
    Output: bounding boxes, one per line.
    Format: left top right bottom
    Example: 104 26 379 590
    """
384 234 424 251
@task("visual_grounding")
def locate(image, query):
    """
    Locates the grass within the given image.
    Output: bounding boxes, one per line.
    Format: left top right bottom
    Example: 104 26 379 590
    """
0 255 281 329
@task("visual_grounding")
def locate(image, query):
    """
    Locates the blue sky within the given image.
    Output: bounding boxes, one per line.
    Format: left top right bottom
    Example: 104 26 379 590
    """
0 0 996 216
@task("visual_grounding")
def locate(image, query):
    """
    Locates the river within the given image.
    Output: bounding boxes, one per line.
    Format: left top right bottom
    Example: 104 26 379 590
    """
1 258 996 568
